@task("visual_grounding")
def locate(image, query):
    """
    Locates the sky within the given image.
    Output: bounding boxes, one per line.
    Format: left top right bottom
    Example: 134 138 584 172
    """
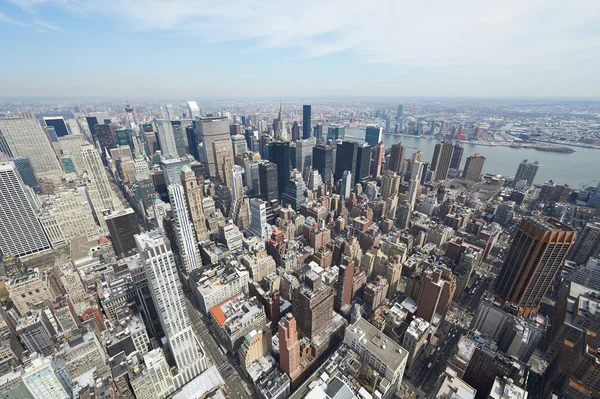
0 0 599 99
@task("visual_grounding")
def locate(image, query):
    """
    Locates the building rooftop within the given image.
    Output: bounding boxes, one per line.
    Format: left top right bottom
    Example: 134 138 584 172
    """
193 263 249 297
209 294 263 334
347 318 408 371
489 376 528 399
172 365 225 399
436 367 476 399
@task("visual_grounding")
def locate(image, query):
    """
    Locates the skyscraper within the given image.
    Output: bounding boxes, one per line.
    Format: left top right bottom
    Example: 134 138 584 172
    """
302 105 312 139
170 120 191 157
380 170 401 200
268 141 291 199
365 126 382 147
514 159 540 186
212 139 235 188
334 141 358 182
11 156 39 191
43 116 69 137
340 170 352 199
312 144 334 186
105 208 139 258
154 119 178 158
313 124 323 142
181 166 209 241
168 184 202 273
292 273 334 339
335 259 355 311
396 104 403 121
279 313 301 380
248 198 268 241
135 231 207 386
231 134 247 156
450 143 463 170
196 117 230 177
258 161 279 203
387 142 405 175
569 222 600 265
432 141 454 181
291 121 300 142
407 160 423 209
355 143 372 184
95 123 117 159
187 101 201 119
462 154 485 181
372 141 385 180
494 217 576 316
0 113 63 180
327 125 345 141
295 137 315 176
0 162 51 257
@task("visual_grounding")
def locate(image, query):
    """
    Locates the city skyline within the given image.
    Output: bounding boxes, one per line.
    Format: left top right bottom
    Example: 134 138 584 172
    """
1 0 599 98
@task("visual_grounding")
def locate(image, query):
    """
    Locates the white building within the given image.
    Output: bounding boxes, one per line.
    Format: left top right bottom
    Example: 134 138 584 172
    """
0 113 63 180
407 160 423 210
154 119 178 158
221 222 243 251
55 134 86 174
22 355 71 399
187 101 201 119
136 231 208 387
231 134 247 156
192 264 250 313
402 317 430 367
344 318 408 397
196 117 230 177
248 198 269 241
144 349 175 399
168 184 202 273
0 162 51 257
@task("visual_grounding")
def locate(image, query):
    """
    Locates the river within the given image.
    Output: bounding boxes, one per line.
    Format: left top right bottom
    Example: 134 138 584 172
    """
342 128 598 188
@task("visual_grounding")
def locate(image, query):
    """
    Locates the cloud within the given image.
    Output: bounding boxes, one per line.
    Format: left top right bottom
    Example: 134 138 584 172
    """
0 10 28 26
33 18 65 32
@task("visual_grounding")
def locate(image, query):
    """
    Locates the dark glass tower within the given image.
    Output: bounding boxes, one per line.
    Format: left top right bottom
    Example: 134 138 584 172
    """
313 144 334 186
86 116 99 141
258 161 279 203
364 126 382 147
302 105 311 139
334 141 358 183
44 117 69 137
267 142 290 199
355 144 372 184
450 143 463 170
11 157 39 192
186 125 200 160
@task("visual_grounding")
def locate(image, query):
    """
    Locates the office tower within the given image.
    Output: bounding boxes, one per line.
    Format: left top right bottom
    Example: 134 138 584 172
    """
245 160 260 196
364 126 382 147
240 328 272 370
450 143 463 169
105 208 139 258
291 121 300 142
372 141 385 179
302 105 312 139
16 311 55 356
462 153 485 180
334 141 358 182
279 313 301 380
281 170 306 211
135 231 207 385
295 137 315 177
407 160 423 209
387 142 405 175
181 166 209 241
327 125 345 141
569 222 600 265
494 217 576 316
196 117 231 177
0 113 63 180
514 159 540 186
258 161 279 203
380 170 401 200
231 134 247 156
81 144 121 228
340 170 352 199
94 123 117 158
313 123 323 142
355 143 371 184
160 157 190 187
168 184 202 273
396 104 403 121
170 120 190 157
187 101 201 119
115 127 133 149
43 116 69 137
335 259 355 311
248 198 269 240
402 318 429 367
22 355 73 398
494 201 515 226
212 139 234 188
415 268 444 323
292 273 334 339
0 162 50 257
185 125 200 160
154 119 178 158
85 116 100 141
11 156 39 191
313 144 334 186
268 141 291 199
432 141 454 181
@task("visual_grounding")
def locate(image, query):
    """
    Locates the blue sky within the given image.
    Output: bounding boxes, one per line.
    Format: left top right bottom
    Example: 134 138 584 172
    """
1 0 599 98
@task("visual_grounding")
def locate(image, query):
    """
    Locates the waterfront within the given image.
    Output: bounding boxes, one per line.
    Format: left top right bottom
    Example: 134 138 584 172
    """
344 129 599 188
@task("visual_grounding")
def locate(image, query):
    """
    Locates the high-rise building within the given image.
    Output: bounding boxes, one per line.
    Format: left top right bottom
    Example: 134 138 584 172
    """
171 120 192 157
0 113 63 180
335 258 355 311
514 159 540 186
296 137 315 176
302 105 312 139
372 141 385 179
248 198 269 241
387 142 405 175
402 318 429 367
135 231 207 386
258 161 279 203
11 156 39 191
186 125 200 160
292 273 334 339
462 153 485 181
22 355 72 399
340 170 352 199
278 313 301 380
380 170 401 201
450 143 463 170
16 311 55 356
396 104 403 121
415 268 444 323
281 170 306 211
43 116 69 137
181 165 209 241
313 144 334 186
231 134 247 156
355 143 371 184
569 222 600 265
154 119 178 158
291 121 300 142
196 117 231 177
94 123 117 159
432 141 454 181
212 139 234 188
334 141 358 182
187 101 201 119
365 126 382 147
268 141 291 199
407 160 423 209
495 217 576 316
105 208 139 258
0 162 51 257
313 124 323 142
168 184 202 273
327 125 345 141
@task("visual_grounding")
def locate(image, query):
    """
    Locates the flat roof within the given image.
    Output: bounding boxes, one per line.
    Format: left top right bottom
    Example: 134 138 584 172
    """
347 318 408 371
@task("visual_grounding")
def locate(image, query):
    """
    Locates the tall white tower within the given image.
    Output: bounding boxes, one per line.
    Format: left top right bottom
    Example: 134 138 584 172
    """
154 119 178 158
407 160 423 210
135 230 207 388
248 198 268 241
167 184 202 273
0 162 51 257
